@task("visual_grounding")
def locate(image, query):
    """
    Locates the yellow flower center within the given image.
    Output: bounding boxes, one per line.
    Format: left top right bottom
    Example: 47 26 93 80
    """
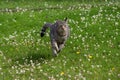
60 72 64 76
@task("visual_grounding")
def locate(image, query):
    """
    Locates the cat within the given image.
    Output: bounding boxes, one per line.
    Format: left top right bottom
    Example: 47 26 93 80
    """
40 18 70 56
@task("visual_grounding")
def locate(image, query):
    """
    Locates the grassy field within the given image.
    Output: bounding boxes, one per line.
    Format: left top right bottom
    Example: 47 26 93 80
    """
0 0 120 80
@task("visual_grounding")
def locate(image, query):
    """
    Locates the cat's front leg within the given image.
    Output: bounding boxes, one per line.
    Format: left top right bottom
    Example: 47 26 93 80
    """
51 40 59 56
58 43 65 53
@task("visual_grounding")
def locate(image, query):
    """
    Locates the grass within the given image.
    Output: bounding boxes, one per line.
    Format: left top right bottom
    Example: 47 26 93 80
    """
0 0 120 80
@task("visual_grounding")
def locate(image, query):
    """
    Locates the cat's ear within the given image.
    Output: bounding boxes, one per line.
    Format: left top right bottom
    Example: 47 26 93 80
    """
64 17 68 22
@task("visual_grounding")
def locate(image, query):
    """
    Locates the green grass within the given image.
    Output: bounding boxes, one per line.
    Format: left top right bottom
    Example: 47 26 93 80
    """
0 0 120 80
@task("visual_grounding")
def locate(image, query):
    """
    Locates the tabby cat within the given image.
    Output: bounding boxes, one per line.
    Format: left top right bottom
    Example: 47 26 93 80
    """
40 18 70 56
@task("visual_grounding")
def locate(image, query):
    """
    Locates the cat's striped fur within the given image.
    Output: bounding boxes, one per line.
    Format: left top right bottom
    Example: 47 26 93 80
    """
40 18 70 56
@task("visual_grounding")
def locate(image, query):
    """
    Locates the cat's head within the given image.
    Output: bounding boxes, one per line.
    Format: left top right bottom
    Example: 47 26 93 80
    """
56 18 68 36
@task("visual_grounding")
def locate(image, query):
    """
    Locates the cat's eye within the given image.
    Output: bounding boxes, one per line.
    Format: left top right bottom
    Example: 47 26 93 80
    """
60 25 63 27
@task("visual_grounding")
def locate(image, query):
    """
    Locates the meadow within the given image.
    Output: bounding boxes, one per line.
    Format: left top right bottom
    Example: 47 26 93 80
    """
0 0 120 80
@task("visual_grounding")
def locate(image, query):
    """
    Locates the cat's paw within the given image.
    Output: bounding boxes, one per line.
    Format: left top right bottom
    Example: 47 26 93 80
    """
53 53 58 57
57 49 61 53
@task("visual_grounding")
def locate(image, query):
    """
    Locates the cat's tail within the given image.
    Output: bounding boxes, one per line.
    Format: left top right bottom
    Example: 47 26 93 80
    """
40 23 52 37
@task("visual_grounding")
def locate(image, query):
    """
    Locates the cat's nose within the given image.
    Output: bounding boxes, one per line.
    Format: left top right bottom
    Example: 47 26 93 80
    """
61 26 65 29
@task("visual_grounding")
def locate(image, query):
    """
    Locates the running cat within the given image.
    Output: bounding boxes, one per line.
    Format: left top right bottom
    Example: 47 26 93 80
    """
40 18 70 56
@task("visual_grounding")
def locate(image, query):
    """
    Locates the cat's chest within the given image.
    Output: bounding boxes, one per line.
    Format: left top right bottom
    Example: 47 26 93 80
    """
55 35 66 44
